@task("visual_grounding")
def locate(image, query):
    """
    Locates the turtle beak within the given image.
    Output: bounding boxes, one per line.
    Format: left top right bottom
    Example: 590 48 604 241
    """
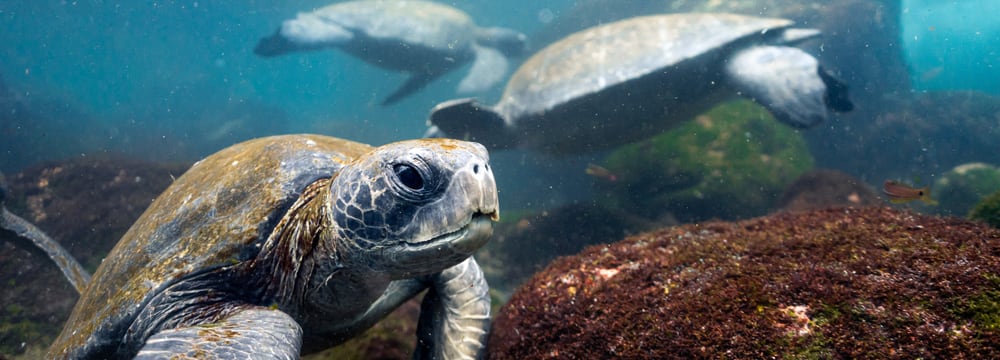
468 164 499 252
470 155 499 223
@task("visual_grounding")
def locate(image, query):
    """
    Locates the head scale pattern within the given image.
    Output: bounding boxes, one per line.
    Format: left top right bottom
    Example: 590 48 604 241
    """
324 139 495 274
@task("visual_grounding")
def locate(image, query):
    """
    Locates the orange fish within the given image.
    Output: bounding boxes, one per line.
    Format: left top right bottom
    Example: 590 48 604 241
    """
585 163 617 182
882 180 937 205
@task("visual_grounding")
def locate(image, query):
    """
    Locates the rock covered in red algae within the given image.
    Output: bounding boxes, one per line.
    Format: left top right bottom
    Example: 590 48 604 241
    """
776 168 882 212
490 207 1000 359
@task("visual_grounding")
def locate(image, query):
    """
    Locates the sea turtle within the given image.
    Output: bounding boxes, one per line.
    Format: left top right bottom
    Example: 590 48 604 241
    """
427 13 854 155
39 134 498 359
254 0 527 106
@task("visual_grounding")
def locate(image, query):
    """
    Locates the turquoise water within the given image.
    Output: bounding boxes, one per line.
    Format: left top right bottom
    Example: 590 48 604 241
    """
0 1 573 168
901 0 1000 94
0 0 997 208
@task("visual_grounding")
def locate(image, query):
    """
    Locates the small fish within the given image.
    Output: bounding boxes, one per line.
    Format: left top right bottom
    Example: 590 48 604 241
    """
882 180 938 205
585 163 617 182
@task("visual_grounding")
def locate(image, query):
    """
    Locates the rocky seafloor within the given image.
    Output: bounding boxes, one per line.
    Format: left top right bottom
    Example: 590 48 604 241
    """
490 206 1000 359
3 154 1000 359
0 155 188 357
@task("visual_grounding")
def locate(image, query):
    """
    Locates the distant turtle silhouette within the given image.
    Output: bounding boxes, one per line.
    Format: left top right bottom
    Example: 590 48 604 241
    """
428 13 853 154
255 0 526 105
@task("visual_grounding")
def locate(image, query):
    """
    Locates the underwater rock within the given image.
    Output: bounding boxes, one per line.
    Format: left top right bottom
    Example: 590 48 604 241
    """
595 100 813 223
490 207 1000 358
0 155 188 356
480 202 669 294
933 163 1000 217
776 168 881 212
970 190 1000 229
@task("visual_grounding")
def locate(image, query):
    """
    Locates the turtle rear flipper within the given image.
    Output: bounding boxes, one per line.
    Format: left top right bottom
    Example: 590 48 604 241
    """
428 98 517 150
818 66 854 112
724 45 846 129
456 44 509 94
136 307 302 359
1 173 90 293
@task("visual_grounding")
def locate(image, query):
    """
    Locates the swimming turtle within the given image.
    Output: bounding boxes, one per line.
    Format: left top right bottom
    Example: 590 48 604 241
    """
39 134 498 359
427 13 854 154
255 0 527 106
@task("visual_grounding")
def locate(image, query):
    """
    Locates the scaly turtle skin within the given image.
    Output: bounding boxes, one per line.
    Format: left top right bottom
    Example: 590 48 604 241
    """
254 0 526 105
427 13 854 155
46 134 499 359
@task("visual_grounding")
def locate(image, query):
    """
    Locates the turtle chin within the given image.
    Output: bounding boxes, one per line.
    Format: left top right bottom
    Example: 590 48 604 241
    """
382 213 495 278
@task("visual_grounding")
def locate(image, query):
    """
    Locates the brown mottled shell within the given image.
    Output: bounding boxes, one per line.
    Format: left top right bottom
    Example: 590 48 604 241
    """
49 134 373 353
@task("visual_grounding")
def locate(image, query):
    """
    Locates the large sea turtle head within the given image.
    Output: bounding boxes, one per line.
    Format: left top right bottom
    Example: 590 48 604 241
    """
328 138 498 278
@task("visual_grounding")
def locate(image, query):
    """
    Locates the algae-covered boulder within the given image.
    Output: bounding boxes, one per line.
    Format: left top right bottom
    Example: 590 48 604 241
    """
596 100 813 223
970 190 1000 229
480 202 667 294
490 207 1000 358
776 169 882 212
934 163 1000 217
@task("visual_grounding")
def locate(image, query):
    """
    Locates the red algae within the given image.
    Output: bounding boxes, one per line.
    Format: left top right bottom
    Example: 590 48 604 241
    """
490 207 1000 359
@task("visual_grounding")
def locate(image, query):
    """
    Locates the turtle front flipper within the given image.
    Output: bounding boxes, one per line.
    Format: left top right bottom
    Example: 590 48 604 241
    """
136 307 302 360
414 257 490 360
382 70 448 106
724 45 852 129
456 44 509 94
428 98 517 150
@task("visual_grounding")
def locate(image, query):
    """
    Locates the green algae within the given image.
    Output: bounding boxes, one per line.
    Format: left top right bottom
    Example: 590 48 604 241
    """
598 100 813 222
953 274 1000 330
934 163 1000 217
970 190 1000 229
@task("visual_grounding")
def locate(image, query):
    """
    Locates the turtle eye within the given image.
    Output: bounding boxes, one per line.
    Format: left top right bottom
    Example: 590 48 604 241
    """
393 163 424 190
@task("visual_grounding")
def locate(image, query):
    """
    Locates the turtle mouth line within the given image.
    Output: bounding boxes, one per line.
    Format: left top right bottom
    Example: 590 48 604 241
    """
408 212 496 247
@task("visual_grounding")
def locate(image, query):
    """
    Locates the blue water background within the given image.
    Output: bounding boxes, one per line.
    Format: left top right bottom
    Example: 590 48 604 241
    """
0 0 997 209
0 1 570 163
901 0 1000 94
